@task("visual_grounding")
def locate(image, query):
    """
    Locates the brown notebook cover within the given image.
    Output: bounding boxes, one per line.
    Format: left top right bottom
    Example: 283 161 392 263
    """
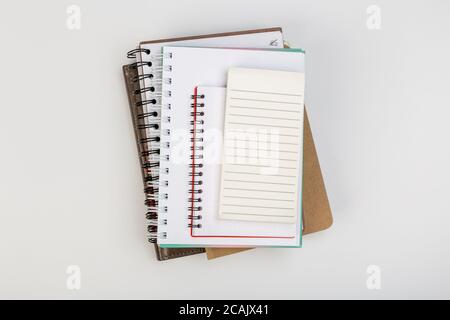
206 109 333 259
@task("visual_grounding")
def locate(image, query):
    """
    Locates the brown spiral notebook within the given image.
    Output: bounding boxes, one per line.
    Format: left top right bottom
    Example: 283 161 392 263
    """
123 28 332 260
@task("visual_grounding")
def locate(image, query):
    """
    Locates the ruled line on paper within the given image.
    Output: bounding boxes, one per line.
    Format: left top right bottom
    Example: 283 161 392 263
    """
223 187 295 194
229 105 301 113
230 89 303 97
227 122 300 129
222 204 294 210
223 195 295 202
224 179 295 186
224 170 297 178
224 163 297 170
228 113 301 121
221 212 295 218
224 146 298 154
225 139 299 146
226 131 300 138
223 155 298 162
229 97 302 105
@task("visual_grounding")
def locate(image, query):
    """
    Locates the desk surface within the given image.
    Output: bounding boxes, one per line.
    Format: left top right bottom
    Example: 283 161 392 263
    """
0 0 449 299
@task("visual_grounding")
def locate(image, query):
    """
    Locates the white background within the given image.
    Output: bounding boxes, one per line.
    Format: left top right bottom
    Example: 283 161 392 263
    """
0 0 449 299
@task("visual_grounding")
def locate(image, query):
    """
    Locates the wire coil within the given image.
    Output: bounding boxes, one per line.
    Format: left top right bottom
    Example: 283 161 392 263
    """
126 46 172 242
188 92 205 229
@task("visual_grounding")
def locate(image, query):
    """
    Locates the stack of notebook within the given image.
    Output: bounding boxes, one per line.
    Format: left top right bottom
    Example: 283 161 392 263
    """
123 27 332 261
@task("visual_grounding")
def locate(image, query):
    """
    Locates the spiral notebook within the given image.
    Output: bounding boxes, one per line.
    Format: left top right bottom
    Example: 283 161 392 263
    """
156 47 305 247
124 28 284 259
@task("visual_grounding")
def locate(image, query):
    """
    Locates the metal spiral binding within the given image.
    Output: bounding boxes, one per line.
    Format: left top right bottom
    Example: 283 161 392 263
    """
188 92 205 229
126 46 172 243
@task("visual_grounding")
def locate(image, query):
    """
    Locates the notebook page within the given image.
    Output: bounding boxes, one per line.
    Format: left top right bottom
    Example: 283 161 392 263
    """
219 68 305 224
157 47 304 247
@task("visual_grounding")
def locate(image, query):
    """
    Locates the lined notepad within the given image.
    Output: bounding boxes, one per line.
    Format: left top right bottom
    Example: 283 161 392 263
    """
219 68 305 224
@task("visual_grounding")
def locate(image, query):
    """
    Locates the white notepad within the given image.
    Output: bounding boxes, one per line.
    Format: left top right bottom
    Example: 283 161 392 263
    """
219 68 305 224
157 47 305 247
